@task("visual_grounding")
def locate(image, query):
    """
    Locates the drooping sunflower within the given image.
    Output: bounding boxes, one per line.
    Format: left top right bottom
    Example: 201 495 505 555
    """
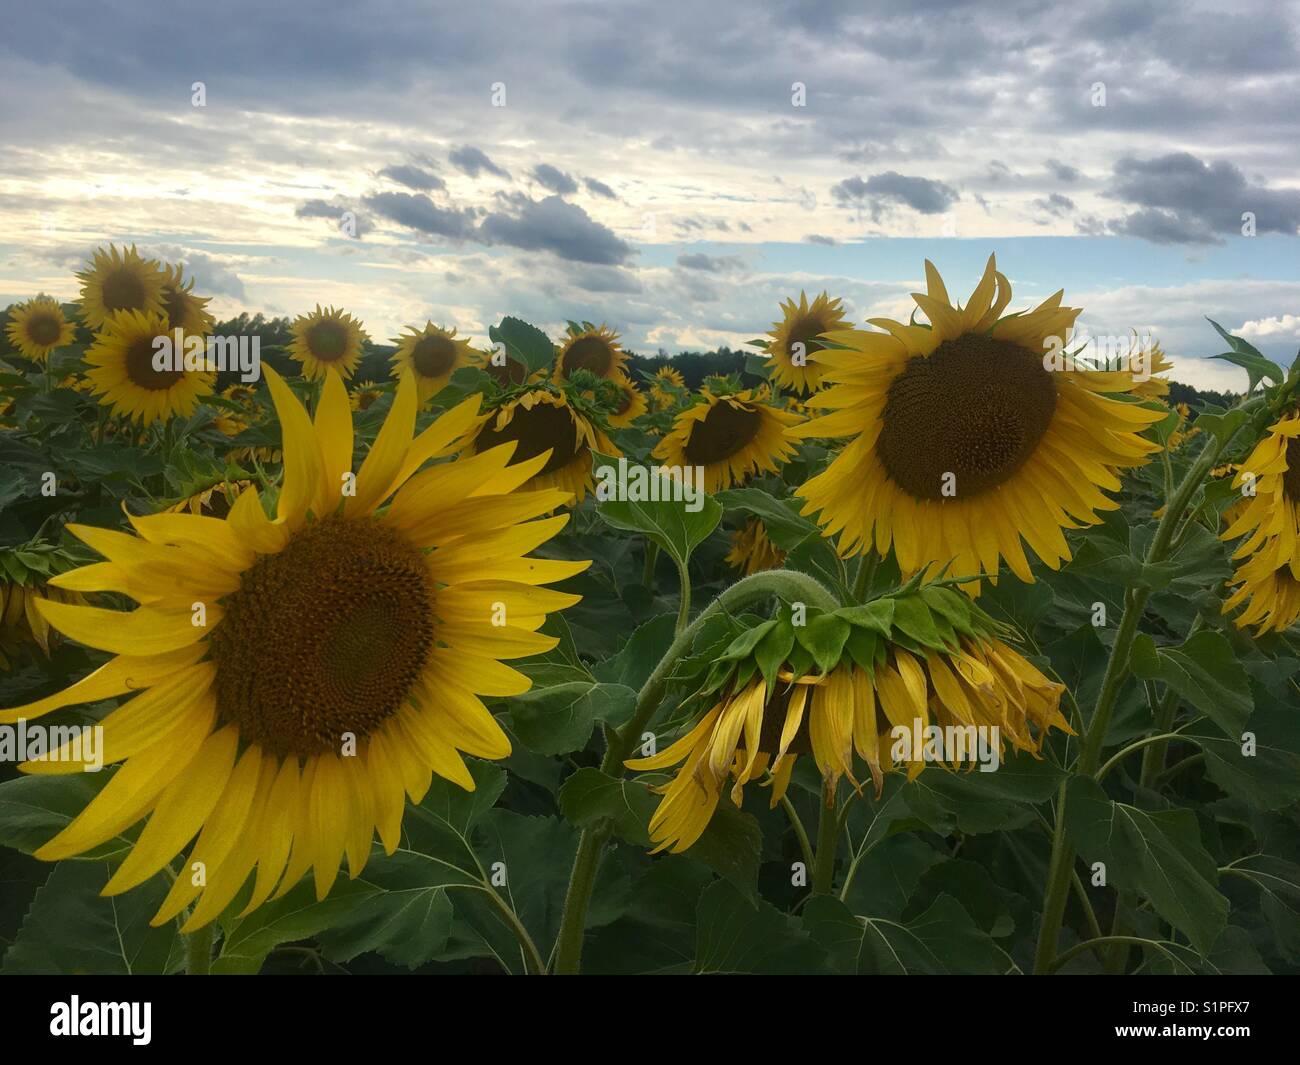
653 387 802 493
1 368 586 929
603 375 647 428
0 583 88 670
1223 552 1300 634
84 310 216 425
6 297 76 361
391 323 475 401
288 305 368 381
76 245 168 328
793 256 1165 584
466 388 617 504
766 291 849 394
627 633 1066 854
1129 338 1174 403
725 518 785 575
554 324 626 382
1221 413 1300 576
160 263 215 335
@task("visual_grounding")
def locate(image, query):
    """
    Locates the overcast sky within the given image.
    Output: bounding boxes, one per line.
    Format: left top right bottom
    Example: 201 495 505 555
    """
2 0 1298 390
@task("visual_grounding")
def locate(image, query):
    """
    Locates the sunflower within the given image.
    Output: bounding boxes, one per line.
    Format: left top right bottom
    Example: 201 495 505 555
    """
793 256 1165 584
391 323 475 401
766 291 849 394
651 364 686 392
627 634 1066 854
603 375 647 428
288 305 368 381
6 297 76 361
76 245 168 328
653 387 801 493
1221 412 1300 578
467 388 617 504
1166 402 1200 449
1223 553 1300 634
0 583 87 669
160 264 215 335
166 480 251 518
554 324 626 382
0 367 587 929
1129 338 1174 403
349 380 385 411
84 310 216 425
471 346 535 388
725 518 785 575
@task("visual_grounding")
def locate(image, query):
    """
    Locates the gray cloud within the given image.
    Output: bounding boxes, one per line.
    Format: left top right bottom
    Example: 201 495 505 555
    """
676 252 745 273
1046 160 1081 183
480 195 633 265
583 176 617 199
531 163 579 196
831 171 959 220
362 191 480 240
449 145 510 180
378 163 445 191
804 233 839 245
294 198 372 237
1104 152 1300 244
1033 193 1076 219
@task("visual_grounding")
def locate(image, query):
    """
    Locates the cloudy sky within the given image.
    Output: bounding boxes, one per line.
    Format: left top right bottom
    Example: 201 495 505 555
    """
2 0 1299 389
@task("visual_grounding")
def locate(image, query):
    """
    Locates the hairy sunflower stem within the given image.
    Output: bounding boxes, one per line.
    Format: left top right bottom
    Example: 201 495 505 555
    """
185 924 214 975
673 556 691 634
811 782 842 895
553 569 840 974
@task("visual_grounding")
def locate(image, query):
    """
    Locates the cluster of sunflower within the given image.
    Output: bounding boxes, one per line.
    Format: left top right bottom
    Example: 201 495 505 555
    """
0 243 1293 975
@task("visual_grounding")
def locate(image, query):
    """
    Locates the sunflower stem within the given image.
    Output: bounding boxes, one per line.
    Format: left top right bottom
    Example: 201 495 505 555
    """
641 539 659 586
851 550 878 603
184 924 214 975
553 569 840 974
811 782 841 895
1032 422 1238 976
673 556 691 634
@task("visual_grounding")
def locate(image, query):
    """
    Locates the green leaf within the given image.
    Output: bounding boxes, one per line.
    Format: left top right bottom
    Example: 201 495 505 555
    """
593 613 676 690
694 879 819 974
596 484 723 569
1064 777 1228 955
507 681 636 755
488 316 555 374
803 893 1005 974
213 879 380 975
837 597 895 638
1181 685 1300 809
2 860 180 975
557 768 657 846
714 487 819 551
1206 318 1284 390
315 855 456 969
889 593 953 649
680 800 763 903
1130 630 1253 737
0 773 130 861
754 617 796 690
793 612 850 673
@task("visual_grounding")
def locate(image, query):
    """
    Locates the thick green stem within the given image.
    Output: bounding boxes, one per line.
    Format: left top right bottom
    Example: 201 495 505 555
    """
811 784 841 895
185 924 214 975
673 557 691 634
552 569 840 974
851 550 878 603
1032 428 1231 975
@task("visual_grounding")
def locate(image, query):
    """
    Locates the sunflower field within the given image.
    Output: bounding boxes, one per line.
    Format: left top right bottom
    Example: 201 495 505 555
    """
1 244 1298 978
